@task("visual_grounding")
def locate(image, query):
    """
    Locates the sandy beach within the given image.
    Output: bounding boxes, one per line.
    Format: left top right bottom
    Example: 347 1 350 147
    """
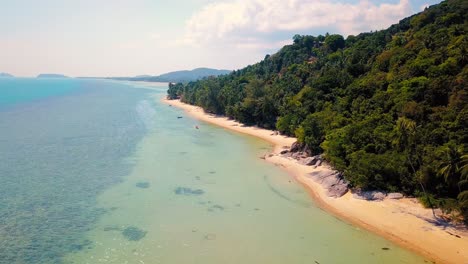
163 98 468 264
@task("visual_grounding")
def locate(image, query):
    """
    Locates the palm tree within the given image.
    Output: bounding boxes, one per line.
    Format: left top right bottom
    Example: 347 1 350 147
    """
438 146 468 222
395 117 435 216
460 154 468 179
395 117 418 172
438 145 464 193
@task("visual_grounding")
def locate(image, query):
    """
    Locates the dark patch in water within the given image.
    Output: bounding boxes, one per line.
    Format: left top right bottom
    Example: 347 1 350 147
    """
69 240 92 252
263 175 310 208
381 247 390 250
208 171 216 174
254 208 260 211
122 227 147 241
174 187 204 196
207 205 224 212
136 182 150 189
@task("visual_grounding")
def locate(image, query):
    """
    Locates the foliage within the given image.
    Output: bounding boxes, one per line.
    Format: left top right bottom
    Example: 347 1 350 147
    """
167 0 467 216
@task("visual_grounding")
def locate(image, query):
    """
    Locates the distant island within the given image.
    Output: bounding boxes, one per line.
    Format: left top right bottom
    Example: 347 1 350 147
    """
107 68 231 83
0 72 14 77
37 74 69 78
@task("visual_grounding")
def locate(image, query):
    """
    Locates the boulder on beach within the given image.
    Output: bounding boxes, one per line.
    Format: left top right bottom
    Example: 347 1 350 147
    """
387 192 404 199
314 159 323 167
291 152 308 160
290 141 302 152
352 190 386 201
308 170 349 198
299 155 323 166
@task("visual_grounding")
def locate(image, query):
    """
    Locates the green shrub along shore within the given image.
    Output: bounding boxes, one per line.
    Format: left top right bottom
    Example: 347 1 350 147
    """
168 0 467 222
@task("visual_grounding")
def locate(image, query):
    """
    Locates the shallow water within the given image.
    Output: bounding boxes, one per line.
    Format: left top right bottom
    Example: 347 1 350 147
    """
0 79 429 263
0 79 148 263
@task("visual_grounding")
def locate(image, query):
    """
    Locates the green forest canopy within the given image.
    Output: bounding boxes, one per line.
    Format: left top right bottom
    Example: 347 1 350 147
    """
168 0 468 220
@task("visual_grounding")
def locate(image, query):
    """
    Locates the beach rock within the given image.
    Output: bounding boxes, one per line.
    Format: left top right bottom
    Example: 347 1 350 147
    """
290 141 303 152
300 157 316 166
328 183 349 198
373 192 386 200
300 155 323 166
387 192 404 199
280 150 289 155
308 170 348 198
352 190 386 201
291 152 301 159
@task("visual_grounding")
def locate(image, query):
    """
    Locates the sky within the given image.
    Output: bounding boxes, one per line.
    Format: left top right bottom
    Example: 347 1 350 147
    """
0 0 442 77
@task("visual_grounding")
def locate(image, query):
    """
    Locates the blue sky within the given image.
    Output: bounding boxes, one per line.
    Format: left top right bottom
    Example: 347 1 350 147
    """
0 0 442 77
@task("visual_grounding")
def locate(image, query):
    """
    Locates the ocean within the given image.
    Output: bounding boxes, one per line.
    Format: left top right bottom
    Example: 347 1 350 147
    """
0 78 427 263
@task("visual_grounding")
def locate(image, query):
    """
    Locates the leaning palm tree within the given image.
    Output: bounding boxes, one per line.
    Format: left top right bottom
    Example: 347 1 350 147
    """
438 145 464 193
438 146 468 223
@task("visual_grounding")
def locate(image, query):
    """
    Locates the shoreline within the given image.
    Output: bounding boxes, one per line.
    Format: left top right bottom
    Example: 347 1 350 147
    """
162 98 468 264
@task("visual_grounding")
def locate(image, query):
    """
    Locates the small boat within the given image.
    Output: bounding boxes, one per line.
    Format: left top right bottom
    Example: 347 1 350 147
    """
177 116 183 119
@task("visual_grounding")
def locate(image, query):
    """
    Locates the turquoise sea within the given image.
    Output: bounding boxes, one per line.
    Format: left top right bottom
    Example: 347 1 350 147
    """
0 78 429 263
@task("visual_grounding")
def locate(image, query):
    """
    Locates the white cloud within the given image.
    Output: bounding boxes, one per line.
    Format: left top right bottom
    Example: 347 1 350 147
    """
182 0 412 46
234 38 292 50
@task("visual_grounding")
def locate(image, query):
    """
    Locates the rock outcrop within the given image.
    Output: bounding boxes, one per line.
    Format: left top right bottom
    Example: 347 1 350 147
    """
308 170 349 198
299 155 321 166
352 190 387 201
278 141 405 201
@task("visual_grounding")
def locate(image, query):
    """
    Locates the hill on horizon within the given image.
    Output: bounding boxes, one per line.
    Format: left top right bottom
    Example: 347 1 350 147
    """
108 67 231 83
0 72 14 77
37 74 69 78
